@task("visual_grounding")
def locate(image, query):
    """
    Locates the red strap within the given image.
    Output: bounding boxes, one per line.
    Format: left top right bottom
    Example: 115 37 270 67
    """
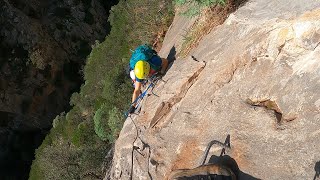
149 69 157 76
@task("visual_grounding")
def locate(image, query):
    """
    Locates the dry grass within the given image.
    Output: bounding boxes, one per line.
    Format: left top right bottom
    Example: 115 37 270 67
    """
178 0 242 57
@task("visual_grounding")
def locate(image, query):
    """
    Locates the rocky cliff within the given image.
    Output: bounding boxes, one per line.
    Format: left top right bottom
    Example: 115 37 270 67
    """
109 0 320 179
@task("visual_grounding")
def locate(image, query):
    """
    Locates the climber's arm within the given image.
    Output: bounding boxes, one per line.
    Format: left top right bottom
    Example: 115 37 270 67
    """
160 58 169 74
132 81 142 105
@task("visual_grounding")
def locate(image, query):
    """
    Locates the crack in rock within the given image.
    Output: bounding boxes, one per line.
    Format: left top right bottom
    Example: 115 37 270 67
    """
150 62 206 128
246 98 297 128
314 41 320 51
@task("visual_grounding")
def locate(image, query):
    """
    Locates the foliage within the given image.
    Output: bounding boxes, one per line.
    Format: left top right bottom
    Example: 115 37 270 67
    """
29 160 44 180
174 0 226 17
93 104 109 141
107 107 124 142
30 0 174 179
71 121 96 147
30 113 105 179
29 49 46 70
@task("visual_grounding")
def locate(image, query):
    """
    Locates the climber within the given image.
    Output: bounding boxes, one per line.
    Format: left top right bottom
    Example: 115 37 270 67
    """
128 45 168 114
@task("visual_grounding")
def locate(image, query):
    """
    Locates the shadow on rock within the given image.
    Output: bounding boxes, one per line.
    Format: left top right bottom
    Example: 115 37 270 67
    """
234 0 249 8
168 135 259 180
314 161 320 180
208 155 260 180
165 46 176 73
167 46 177 62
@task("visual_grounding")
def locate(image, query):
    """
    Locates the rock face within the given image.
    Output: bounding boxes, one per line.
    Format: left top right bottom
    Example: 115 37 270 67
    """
109 0 320 179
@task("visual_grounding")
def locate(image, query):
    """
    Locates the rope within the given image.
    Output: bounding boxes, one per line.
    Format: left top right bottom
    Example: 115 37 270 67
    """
128 115 139 180
125 74 163 179
128 113 155 179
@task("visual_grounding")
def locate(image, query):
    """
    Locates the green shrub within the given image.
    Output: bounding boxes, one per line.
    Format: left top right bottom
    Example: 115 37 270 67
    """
29 160 44 180
29 49 46 70
71 122 96 147
93 104 109 141
102 65 132 110
107 107 124 142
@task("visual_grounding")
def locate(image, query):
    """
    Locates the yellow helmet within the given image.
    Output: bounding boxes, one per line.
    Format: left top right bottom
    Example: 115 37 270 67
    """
134 60 150 79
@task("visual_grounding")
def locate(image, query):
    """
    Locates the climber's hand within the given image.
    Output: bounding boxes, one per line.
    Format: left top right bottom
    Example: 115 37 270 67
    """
154 71 164 79
160 69 166 75
129 105 136 114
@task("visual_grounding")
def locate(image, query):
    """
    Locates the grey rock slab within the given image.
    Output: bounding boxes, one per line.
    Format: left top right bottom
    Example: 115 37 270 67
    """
109 0 320 180
158 8 197 59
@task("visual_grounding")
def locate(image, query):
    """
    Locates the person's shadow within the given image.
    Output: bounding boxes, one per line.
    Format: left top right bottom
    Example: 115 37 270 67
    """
164 46 176 73
208 155 260 180
167 46 176 62
314 161 320 180
204 135 259 180
169 135 259 180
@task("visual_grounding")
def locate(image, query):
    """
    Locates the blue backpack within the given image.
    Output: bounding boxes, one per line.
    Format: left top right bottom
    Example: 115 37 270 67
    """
129 44 156 69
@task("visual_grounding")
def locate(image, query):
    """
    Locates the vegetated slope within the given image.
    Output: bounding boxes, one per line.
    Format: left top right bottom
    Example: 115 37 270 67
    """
110 0 320 179
0 0 117 179
0 0 116 130
29 0 174 179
